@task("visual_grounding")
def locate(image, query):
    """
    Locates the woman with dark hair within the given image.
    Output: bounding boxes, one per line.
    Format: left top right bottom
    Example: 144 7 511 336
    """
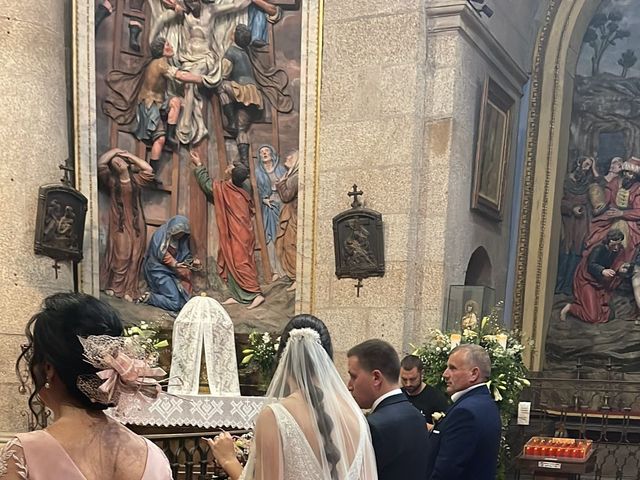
98 148 155 302
0 292 172 479
208 314 378 480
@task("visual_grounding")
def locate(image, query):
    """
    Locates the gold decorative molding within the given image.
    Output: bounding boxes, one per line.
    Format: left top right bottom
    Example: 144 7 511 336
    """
286 0 324 315
72 0 100 296
513 0 603 369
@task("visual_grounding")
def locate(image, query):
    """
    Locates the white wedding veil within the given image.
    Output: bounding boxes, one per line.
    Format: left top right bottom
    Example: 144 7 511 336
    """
241 317 378 480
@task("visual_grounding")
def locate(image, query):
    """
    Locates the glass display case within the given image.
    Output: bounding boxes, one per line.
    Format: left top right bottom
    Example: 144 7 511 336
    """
444 285 496 332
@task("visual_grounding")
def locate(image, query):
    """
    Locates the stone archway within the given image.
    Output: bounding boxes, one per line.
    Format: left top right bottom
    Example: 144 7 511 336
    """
465 247 493 288
513 0 603 370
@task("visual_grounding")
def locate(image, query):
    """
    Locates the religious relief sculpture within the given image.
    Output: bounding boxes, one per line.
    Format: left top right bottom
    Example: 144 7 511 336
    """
333 186 385 296
255 144 286 280
275 150 299 291
248 0 282 44
191 151 265 309
104 37 204 175
98 148 155 302
146 0 251 146
343 218 376 268
140 215 200 313
559 159 640 324
95 0 302 331
35 185 88 263
555 157 599 295
561 229 625 324
95 0 113 33
219 24 293 165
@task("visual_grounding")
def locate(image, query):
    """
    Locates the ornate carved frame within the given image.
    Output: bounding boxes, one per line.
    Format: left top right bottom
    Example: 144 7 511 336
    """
513 0 602 369
70 0 325 314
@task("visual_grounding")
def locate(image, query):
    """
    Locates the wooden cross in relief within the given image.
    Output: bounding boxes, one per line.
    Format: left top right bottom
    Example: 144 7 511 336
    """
348 184 363 208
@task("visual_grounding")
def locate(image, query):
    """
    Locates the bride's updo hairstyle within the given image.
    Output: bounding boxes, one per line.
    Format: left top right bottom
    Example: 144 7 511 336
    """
16 292 124 415
276 314 333 361
275 314 340 479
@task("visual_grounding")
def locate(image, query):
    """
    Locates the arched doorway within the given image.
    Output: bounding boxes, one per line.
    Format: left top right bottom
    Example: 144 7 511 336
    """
465 247 493 288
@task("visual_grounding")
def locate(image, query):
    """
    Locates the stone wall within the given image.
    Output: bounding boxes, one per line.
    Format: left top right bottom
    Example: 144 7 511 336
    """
314 0 543 367
425 1 541 314
314 0 430 368
0 0 73 432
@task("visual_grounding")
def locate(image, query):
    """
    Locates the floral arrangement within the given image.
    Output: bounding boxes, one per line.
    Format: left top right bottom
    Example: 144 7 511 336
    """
412 302 531 479
240 331 280 381
123 321 169 365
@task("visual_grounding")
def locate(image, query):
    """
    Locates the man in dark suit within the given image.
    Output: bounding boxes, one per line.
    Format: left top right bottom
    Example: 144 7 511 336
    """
347 339 428 480
425 344 501 480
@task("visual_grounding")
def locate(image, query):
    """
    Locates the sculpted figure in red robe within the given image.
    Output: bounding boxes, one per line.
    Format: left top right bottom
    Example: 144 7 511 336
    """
191 151 265 309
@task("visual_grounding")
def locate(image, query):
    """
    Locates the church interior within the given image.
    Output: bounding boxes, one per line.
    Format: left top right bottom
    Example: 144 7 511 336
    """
2 0 640 478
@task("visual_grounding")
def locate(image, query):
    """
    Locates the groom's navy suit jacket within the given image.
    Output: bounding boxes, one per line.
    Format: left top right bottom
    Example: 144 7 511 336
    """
367 392 429 480
425 385 501 480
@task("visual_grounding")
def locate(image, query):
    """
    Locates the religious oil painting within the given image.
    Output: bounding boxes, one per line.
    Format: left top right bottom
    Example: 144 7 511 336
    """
471 76 514 220
547 0 640 376
94 0 303 334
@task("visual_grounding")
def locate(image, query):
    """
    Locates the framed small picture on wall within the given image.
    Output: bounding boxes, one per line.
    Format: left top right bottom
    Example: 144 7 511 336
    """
471 76 516 220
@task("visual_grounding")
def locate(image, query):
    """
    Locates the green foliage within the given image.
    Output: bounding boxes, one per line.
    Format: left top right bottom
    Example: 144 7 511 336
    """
412 303 531 480
123 321 169 365
240 331 280 381
618 49 638 77
584 9 631 75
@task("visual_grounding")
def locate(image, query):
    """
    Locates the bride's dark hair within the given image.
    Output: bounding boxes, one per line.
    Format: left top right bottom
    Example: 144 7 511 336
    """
276 314 340 479
16 292 124 416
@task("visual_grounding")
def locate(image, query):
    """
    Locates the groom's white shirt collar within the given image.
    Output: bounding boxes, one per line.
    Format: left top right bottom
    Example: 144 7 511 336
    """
371 388 403 413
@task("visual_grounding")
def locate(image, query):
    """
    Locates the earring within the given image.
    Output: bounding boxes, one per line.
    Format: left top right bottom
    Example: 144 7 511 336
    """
44 382 51 389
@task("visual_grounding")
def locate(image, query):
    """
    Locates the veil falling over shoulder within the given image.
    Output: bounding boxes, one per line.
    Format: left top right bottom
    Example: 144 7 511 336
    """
241 328 378 480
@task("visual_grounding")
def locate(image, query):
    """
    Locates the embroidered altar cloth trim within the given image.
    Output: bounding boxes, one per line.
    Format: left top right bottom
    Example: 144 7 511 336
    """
107 394 272 429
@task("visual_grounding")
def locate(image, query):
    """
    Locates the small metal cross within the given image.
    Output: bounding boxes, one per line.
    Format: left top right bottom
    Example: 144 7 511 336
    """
59 160 75 187
348 184 363 208
52 261 61 279
355 278 364 297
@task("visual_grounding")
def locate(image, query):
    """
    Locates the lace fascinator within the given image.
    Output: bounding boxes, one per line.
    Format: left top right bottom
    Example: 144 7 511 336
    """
77 335 166 406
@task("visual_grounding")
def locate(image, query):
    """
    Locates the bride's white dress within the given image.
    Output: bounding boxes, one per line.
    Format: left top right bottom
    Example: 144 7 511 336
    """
269 403 369 480
238 327 378 480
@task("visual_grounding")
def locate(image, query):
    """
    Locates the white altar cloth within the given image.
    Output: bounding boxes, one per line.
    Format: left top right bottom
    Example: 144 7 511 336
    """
109 394 272 429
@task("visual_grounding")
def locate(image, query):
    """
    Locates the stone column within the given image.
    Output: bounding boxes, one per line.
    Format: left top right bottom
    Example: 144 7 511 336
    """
314 0 430 366
0 0 73 432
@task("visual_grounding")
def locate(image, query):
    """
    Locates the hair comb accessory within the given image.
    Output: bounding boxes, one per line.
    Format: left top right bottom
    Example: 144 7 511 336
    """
76 335 166 406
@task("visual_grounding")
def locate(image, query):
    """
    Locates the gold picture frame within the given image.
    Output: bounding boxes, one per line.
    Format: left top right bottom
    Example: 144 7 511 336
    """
471 76 515 220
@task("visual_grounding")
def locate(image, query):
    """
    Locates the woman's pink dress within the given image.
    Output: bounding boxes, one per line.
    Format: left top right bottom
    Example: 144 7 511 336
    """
0 430 172 479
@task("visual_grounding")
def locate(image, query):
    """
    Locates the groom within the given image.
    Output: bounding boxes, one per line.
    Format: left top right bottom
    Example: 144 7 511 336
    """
347 339 428 480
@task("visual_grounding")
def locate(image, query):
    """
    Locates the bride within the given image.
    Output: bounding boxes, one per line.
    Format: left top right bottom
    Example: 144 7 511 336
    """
207 314 378 479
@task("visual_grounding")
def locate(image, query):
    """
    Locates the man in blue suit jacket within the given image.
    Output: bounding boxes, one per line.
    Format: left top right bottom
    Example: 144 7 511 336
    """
347 339 429 480
425 344 501 480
